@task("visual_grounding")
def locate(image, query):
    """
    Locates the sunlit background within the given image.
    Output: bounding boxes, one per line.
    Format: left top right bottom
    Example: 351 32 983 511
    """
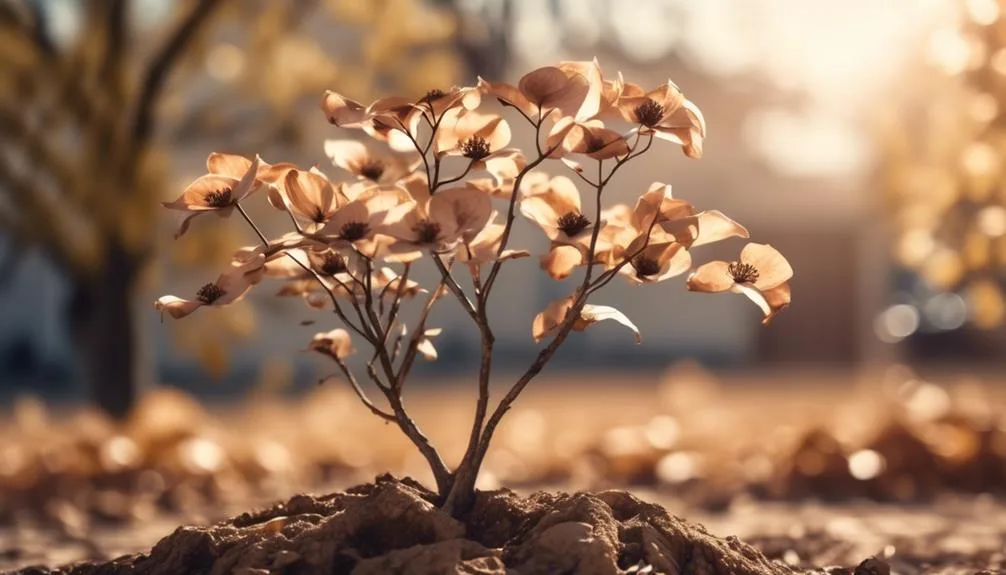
4 2 1006 566
4 0 998 398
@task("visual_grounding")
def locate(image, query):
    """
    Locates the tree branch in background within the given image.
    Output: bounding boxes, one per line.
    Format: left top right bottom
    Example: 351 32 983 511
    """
131 0 225 150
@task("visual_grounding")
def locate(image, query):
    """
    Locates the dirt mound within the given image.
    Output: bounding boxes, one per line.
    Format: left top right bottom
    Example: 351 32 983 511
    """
16 474 811 575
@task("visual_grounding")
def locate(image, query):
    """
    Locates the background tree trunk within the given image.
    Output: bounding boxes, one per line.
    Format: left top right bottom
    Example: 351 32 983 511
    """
68 242 142 420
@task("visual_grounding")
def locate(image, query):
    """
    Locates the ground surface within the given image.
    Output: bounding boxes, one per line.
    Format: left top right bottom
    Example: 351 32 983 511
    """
1 366 1005 573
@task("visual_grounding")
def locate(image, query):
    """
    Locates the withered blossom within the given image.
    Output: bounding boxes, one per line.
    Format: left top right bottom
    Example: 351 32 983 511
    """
313 189 410 256
415 327 442 361
381 185 493 249
617 239 691 286
465 150 530 199
520 175 599 248
434 109 513 167
323 139 417 185
321 91 426 153
162 156 261 238
532 296 640 343
269 169 348 232
687 243 793 324
546 118 631 160
477 63 597 122
457 216 530 271
154 255 266 319
616 81 706 159
413 86 481 121
308 329 355 361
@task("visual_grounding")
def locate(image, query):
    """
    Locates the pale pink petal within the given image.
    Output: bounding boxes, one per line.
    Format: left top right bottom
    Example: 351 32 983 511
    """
324 139 369 174
760 282 792 325
477 76 538 119
416 338 438 361
575 304 641 343
731 283 771 318
740 243 793 290
520 196 563 240
232 155 262 201
309 328 355 360
163 175 240 211
206 152 252 179
686 261 734 293
540 244 584 280
154 296 203 319
518 66 571 107
692 210 750 247
558 58 603 121
429 185 493 243
532 297 575 342
321 91 367 126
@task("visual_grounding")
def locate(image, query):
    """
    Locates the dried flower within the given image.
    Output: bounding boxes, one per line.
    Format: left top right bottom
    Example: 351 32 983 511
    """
155 255 266 319
532 296 640 343
381 185 493 249
616 81 706 159
308 329 355 360
687 243 793 324
162 156 262 238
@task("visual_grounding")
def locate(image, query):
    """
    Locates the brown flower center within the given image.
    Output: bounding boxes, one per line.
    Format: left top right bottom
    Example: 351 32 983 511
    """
320 252 347 276
557 211 591 237
312 208 327 223
461 136 491 160
339 221 370 242
359 159 385 181
728 262 760 284
412 220 442 244
420 89 447 103
583 131 608 154
634 99 665 128
633 256 661 278
196 282 225 305
204 188 233 208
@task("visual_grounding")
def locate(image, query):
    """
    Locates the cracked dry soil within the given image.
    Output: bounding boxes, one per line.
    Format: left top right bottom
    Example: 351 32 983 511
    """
10 474 831 575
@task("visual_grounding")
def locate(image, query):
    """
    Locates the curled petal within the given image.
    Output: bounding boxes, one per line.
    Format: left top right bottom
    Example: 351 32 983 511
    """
309 329 355 360
154 296 203 319
163 175 240 212
283 169 340 227
321 91 367 126
576 304 641 343
324 139 369 174
416 338 438 361
430 185 494 244
557 58 604 121
532 297 574 342
518 66 574 108
654 98 706 159
540 244 584 280
477 76 538 119
760 282 792 325
560 120 630 159
692 210 749 247
740 243 793 290
532 297 641 343
207 152 251 179
686 261 734 293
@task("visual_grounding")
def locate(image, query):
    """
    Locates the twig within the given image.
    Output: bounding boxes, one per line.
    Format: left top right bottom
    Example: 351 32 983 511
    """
234 202 369 340
327 363 395 422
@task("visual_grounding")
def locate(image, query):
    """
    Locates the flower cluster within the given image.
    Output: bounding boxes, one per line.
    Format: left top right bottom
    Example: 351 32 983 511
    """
154 58 792 507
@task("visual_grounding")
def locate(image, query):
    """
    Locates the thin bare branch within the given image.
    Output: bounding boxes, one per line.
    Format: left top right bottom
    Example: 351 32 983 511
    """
326 363 395 422
234 202 371 341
